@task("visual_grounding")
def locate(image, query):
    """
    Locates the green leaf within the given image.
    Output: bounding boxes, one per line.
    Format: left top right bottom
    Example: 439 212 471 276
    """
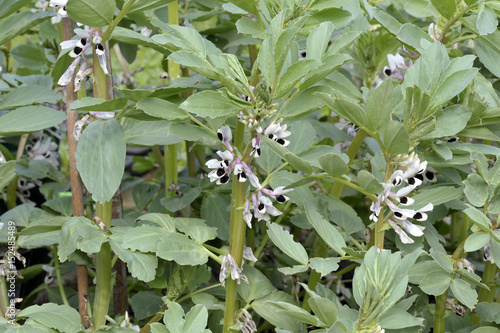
319 153 349 178
382 120 410 155
477 4 498 36
252 292 304 332
180 91 243 119
58 217 107 262
266 221 309 265
200 193 230 241
465 232 491 252
430 0 456 19
163 302 185 332
476 302 500 324
316 92 366 128
66 0 115 27
136 97 188 121
76 119 126 203
17 304 83 333
379 308 425 329
42 197 73 216
132 183 159 211
70 97 127 112
274 60 321 99
299 54 352 91
464 205 492 232
305 206 346 255
168 122 219 146
184 304 209 333
451 278 478 309
0 0 32 20
236 16 266 38
308 257 340 277
476 36 500 78
123 119 182 146
11 44 47 70
371 7 402 35
396 23 434 54
0 86 61 110
366 80 394 132
122 225 171 253
463 173 488 207
308 296 337 327
179 224 217 244
238 265 276 303
131 291 163 320
419 269 451 295
433 69 478 106
306 22 334 60
488 184 500 214
0 11 54 45
0 105 66 136
406 186 463 210
430 248 454 273
422 105 472 139
260 136 313 174
357 170 384 194
157 233 208 265
112 26 167 53
161 187 202 212
137 213 176 232
268 301 322 326
109 230 158 282
0 161 16 192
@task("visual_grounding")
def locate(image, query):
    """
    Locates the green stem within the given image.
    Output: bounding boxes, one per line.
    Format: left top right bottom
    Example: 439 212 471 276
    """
151 146 166 172
0 276 8 318
102 0 137 42
186 141 196 177
223 122 247 333
163 0 180 210
176 283 222 303
54 246 70 306
93 201 112 329
439 5 470 43
434 289 449 333
478 262 498 303
374 208 385 250
164 144 178 201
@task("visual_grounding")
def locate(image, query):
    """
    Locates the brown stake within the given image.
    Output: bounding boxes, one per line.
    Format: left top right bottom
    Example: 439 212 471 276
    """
62 17 91 328
112 190 128 316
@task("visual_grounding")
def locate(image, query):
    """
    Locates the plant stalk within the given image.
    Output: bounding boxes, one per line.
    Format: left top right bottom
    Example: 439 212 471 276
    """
63 17 90 327
93 201 112 329
223 122 247 333
434 289 449 333
478 262 498 303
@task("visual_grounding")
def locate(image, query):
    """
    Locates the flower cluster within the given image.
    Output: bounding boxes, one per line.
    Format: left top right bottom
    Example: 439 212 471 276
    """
48 0 68 24
26 132 59 167
73 111 115 141
383 53 412 80
206 126 261 187
58 27 108 90
369 154 436 244
243 186 292 228
219 247 257 287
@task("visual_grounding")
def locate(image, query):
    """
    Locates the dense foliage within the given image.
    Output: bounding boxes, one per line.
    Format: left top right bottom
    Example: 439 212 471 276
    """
1 0 500 332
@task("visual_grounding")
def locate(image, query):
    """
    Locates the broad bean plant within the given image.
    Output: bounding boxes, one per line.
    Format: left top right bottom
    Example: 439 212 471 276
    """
1 0 500 332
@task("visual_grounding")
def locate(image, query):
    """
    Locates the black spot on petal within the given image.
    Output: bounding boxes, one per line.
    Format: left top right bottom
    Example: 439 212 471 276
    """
96 43 104 52
413 212 423 220
276 195 286 203
384 68 392 76
394 211 403 219
256 148 261 156
220 174 229 184
268 134 274 140
80 38 87 46
277 138 285 145
407 177 416 186
399 197 408 204
258 203 265 212
425 171 435 181
217 132 223 141
216 168 225 177
447 137 458 143
73 46 83 55
415 174 424 181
